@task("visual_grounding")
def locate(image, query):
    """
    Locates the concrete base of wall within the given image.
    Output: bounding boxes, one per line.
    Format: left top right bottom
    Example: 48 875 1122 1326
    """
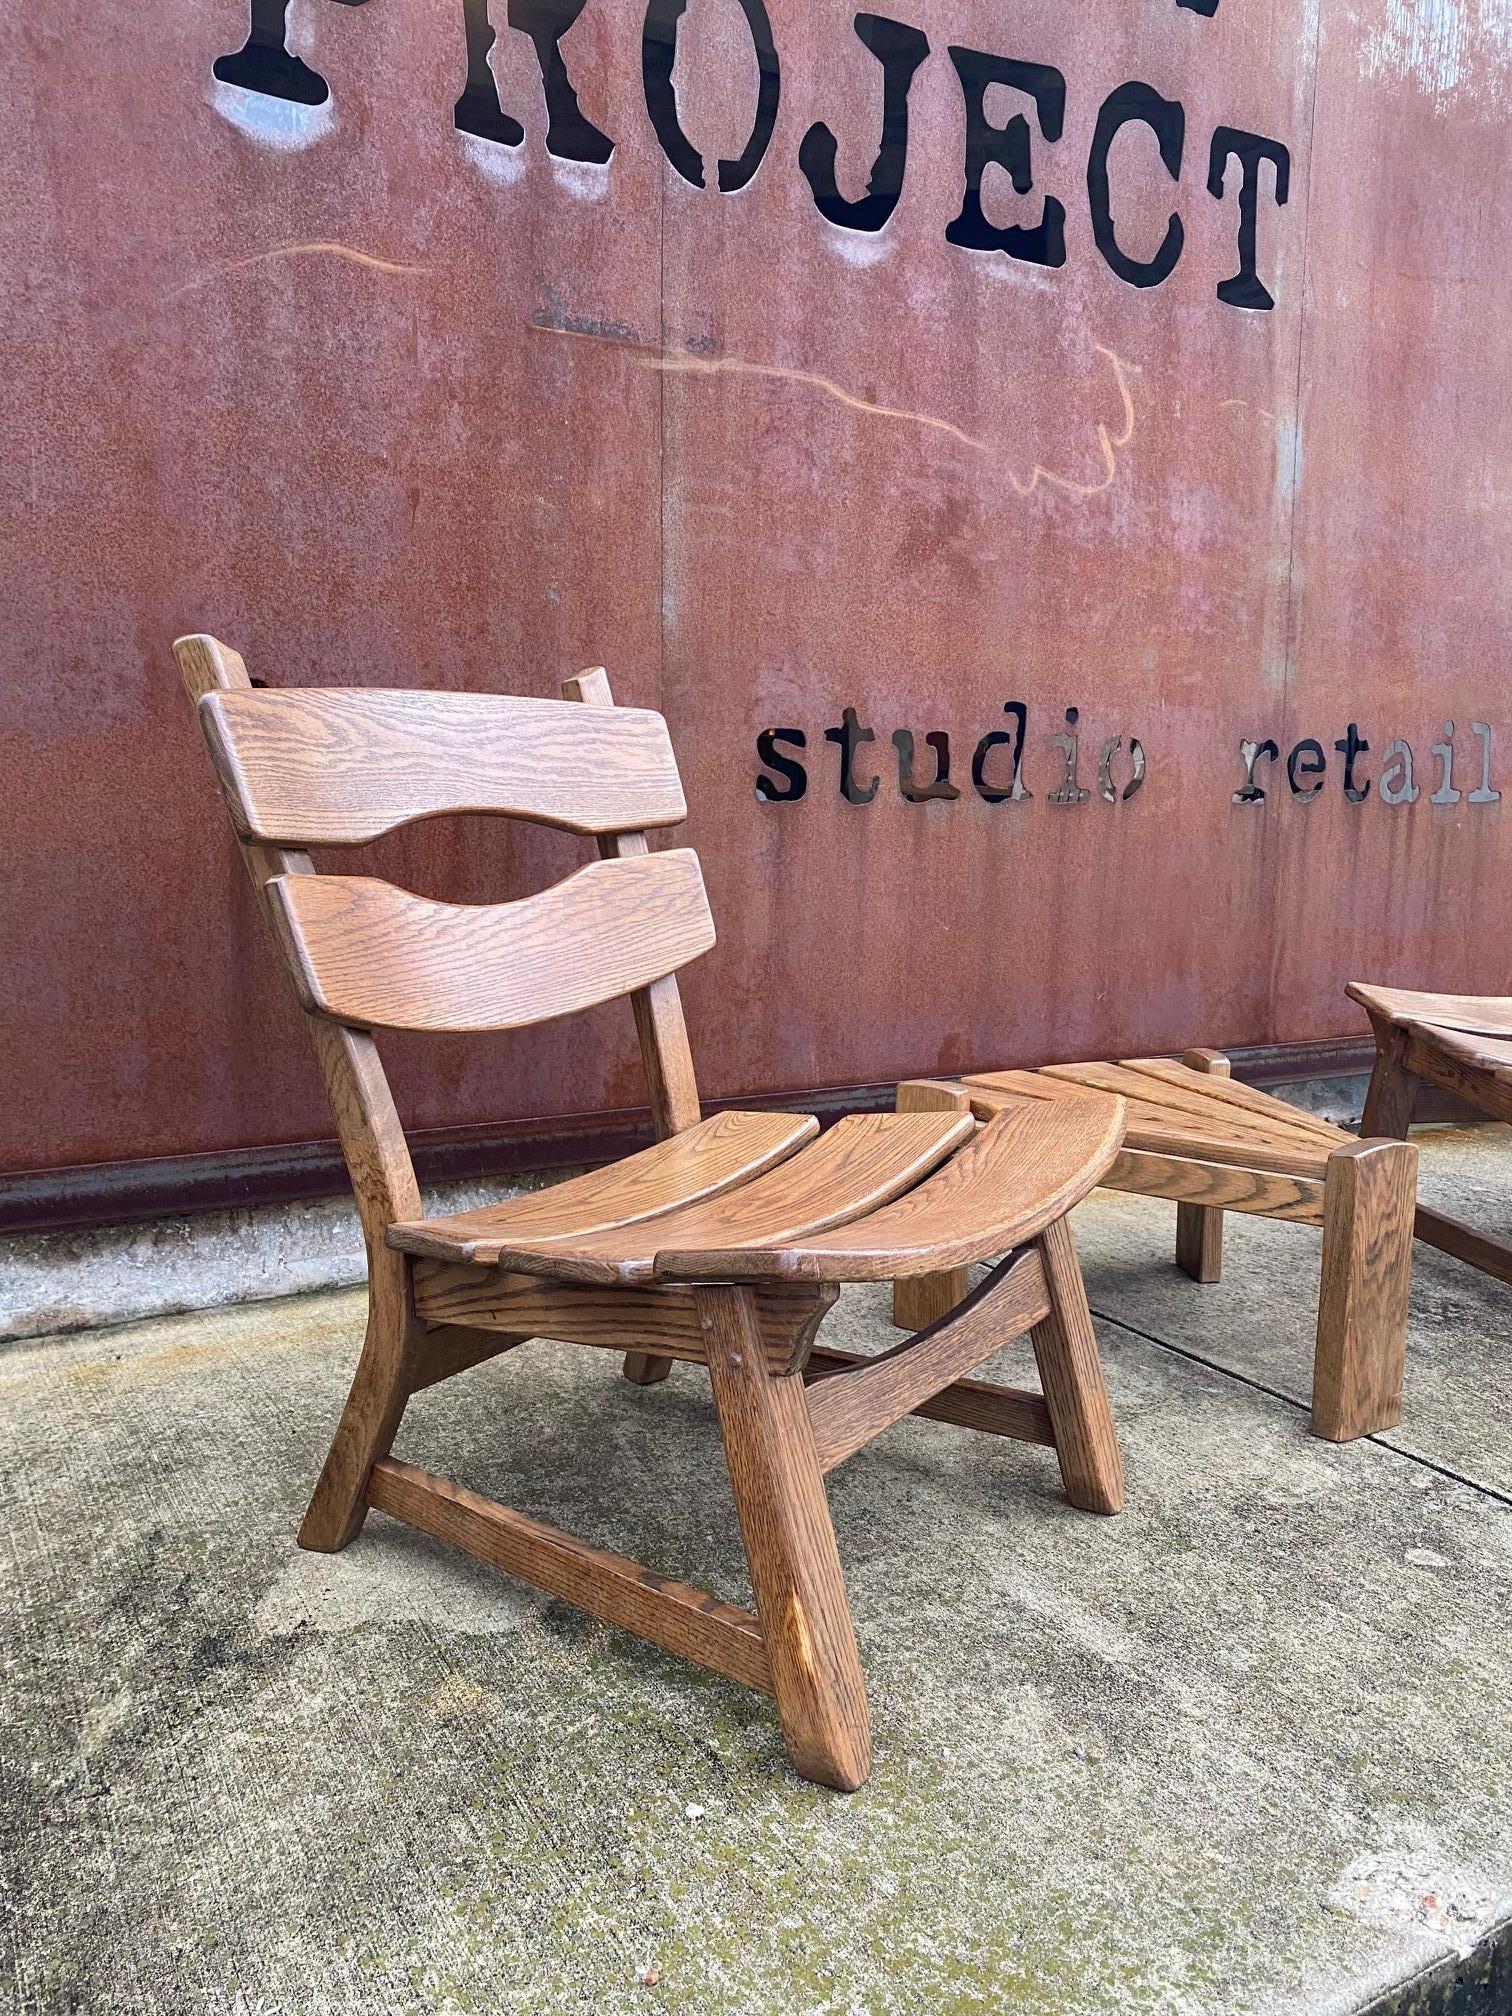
0 1073 1374 1344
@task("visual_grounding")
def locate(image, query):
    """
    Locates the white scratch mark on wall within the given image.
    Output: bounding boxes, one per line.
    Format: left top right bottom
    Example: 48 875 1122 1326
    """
1362 0 1512 108
823 222 894 269
210 81 333 151
551 158 612 202
459 132 527 185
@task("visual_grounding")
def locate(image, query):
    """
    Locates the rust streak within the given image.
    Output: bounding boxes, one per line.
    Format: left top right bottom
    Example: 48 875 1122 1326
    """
1219 396 1279 422
533 322 1135 502
170 242 429 295
637 350 989 454
1007 345 1136 500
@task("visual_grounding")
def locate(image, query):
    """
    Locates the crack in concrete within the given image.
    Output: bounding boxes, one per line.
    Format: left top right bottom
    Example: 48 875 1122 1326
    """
1089 1304 1512 1511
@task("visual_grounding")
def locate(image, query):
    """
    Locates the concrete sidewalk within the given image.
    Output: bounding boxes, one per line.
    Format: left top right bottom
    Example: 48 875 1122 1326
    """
3 1129 1510 2016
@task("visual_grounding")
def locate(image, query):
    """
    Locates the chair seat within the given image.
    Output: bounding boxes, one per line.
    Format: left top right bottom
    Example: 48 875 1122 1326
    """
390 1097 1127 1286
1347 983 1512 1041
389 1109 820 1264
1349 983 1512 1125
963 1058 1350 1179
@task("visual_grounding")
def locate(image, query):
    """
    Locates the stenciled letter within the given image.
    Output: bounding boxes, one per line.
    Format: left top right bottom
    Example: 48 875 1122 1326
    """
509 0 615 160
1233 737 1278 804
755 728 808 801
215 0 368 107
893 730 961 801
1048 707 1090 805
1087 82 1185 288
643 0 780 191
799 14 930 232
1379 740 1419 805
1287 737 1326 801
1207 126 1289 311
973 703 1032 802
1469 721 1502 804
1430 722 1461 805
945 51 1067 267
1333 722 1370 803
825 707 880 804
456 0 525 143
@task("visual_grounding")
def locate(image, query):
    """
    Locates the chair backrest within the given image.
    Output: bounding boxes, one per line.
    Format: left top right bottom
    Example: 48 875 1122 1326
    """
191 676 715 1038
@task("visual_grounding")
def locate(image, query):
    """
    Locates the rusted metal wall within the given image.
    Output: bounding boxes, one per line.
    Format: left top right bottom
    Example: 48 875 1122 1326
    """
2 0 1508 1188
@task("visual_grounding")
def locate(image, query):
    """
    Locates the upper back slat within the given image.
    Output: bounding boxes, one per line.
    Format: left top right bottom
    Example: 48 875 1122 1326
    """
199 687 687 844
265 850 716 1033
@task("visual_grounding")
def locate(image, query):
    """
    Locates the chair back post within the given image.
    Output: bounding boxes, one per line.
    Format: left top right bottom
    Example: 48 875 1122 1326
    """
173 635 424 1264
561 668 703 1139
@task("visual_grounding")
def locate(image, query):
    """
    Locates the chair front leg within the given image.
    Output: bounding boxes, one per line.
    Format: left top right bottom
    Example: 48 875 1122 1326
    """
300 1246 426 1553
696 1285 872 1792
1029 1216 1125 1514
1312 1139 1417 1441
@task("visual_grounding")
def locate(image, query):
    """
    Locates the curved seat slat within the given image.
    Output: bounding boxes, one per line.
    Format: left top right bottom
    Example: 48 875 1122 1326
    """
388 1110 819 1264
199 687 687 844
1408 1022 1512 1078
266 851 714 1033
468 1112 974 1285
1347 983 1512 1041
654 1095 1126 1283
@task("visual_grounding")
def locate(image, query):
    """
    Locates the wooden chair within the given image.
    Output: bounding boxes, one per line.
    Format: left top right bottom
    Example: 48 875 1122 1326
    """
176 634 1128 1791
1350 984 1512 1286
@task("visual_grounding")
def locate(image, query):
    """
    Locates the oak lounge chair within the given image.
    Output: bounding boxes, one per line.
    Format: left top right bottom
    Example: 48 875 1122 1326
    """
1351 984 1512 1286
176 634 1127 1791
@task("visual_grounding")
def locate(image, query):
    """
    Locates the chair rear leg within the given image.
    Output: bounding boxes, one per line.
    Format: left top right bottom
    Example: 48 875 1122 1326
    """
1029 1217 1125 1514
300 1251 423 1553
623 1351 674 1386
696 1285 871 1792
1175 1048 1228 1283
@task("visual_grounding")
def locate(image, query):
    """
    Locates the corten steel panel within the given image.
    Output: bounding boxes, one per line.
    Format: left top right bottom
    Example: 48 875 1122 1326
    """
0 0 1507 1181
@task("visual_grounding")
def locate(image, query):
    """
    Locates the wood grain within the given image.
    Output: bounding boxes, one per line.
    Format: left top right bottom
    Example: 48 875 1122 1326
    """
1404 1024 1512 1124
175 635 451 1555
889 1081 975 1331
806 1248 1051 1472
1413 1205 1512 1285
367 1457 773 1694
1359 1014 1419 1140
804 1350 1055 1446
389 1111 817 1263
660 1096 1126 1282
1347 982 1512 1041
199 686 687 843
409 1267 839 1374
1109 1149 1325 1220
1312 1139 1418 1440
1121 1056 1348 1144
406 1325 528 1392
266 852 715 1034
477 1113 973 1285
1173 1048 1229 1283
1030 1217 1125 1514
1353 985 1512 1290
698 1286 871 1790
964 1066 1334 1174
563 667 705 1388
